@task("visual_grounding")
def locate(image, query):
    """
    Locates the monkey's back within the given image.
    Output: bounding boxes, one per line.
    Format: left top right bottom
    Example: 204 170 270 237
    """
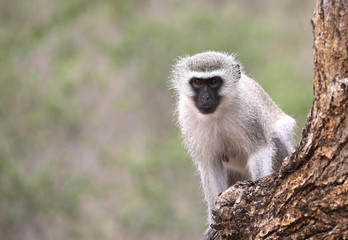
238 75 286 122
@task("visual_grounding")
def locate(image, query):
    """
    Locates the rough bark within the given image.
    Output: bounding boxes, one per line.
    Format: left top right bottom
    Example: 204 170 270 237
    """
211 0 348 239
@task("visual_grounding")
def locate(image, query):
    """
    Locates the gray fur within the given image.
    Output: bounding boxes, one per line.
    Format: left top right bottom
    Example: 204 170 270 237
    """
170 51 296 240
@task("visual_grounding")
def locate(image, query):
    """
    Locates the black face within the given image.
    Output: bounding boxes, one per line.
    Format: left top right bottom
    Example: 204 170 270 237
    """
190 76 223 114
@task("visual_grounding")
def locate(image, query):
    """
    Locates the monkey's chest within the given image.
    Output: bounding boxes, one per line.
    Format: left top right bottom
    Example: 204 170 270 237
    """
221 154 247 174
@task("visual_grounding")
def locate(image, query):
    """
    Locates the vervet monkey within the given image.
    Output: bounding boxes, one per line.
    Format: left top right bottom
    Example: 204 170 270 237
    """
170 51 296 239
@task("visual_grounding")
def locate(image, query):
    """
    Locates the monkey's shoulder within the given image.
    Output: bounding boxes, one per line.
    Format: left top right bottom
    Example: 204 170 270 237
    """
239 75 285 118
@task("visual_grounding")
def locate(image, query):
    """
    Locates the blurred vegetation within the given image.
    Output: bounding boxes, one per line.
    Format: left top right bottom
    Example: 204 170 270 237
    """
0 0 314 239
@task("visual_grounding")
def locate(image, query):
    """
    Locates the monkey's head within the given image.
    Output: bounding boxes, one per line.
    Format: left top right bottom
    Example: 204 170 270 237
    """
171 51 242 115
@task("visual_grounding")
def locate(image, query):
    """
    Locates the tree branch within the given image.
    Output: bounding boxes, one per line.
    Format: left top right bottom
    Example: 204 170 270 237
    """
212 1 348 239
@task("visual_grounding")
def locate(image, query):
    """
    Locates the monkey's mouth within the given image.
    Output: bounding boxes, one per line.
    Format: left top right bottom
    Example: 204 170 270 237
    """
192 95 221 115
197 104 218 114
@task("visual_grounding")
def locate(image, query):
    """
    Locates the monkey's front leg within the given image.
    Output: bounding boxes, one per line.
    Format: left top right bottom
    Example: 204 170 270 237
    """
246 145 274 180
198 159 228 240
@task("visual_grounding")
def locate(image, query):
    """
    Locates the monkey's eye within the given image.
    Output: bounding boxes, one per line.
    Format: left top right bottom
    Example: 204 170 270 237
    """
192 78 203 87
209 78 221 87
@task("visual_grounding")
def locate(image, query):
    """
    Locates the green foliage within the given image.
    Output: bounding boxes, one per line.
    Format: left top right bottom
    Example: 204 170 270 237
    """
0 0 314 239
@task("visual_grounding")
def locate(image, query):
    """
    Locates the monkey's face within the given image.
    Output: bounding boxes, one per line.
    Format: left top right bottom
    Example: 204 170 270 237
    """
189 76 223 114
171 51 242 116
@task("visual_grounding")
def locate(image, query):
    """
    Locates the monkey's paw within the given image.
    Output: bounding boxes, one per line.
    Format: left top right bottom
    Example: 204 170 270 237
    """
203 227 216 240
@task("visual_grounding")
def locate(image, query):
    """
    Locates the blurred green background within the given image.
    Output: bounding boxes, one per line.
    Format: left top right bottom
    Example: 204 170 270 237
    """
0 0 315 239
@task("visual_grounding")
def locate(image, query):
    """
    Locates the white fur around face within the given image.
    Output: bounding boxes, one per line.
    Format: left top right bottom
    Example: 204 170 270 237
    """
170 51 241 99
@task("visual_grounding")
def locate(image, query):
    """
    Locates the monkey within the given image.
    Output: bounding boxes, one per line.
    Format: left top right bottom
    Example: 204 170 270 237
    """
170 51 296 240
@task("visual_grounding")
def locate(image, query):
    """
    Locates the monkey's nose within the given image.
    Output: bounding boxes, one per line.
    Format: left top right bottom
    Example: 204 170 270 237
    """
202 94 210 101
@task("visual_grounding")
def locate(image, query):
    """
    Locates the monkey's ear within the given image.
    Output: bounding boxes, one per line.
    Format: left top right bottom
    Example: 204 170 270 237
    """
234 63 241 80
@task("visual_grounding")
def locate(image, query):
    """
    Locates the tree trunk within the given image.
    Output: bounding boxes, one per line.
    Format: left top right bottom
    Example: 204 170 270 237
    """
211 0 348 239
